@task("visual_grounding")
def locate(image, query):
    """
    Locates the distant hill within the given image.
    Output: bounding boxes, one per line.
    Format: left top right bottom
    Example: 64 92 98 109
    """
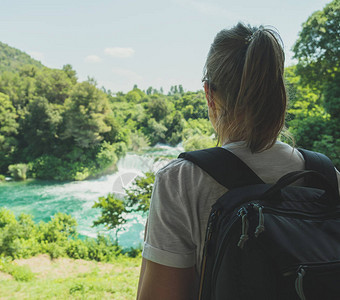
0 41 44 73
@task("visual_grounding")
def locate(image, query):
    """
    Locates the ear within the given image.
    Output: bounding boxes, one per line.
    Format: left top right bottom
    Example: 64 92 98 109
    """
204 82 215 108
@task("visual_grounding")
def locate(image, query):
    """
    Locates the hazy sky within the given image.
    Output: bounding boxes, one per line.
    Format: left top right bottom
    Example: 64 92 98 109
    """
0 0 331 93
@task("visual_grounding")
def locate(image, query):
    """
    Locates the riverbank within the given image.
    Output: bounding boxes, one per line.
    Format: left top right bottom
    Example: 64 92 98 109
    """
0 254 141 299
0 148 180 249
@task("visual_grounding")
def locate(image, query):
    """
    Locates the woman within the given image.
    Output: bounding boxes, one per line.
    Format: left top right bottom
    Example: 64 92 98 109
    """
137 23 340 299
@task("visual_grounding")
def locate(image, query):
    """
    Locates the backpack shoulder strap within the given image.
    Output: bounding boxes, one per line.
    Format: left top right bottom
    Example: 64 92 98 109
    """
298 148 339 194
178 147 264 189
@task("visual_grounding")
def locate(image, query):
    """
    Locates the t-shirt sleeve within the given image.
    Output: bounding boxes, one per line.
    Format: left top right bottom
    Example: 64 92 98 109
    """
142 166 196 268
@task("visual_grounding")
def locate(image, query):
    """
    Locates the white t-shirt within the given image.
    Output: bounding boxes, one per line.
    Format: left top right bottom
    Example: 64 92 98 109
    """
142 141 340 273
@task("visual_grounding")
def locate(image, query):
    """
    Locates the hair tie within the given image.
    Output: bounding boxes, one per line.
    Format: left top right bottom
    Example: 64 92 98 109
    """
245 33 255 44
245 27 264 45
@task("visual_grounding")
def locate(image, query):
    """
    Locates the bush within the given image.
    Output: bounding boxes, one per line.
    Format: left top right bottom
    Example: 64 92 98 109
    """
0 174 5 181
129 132 149 151
123 246 142 258
183 134 216 151
96 141 118 169
8 163 28 180
30 155 64 179
0 208 16 228
66 239 89 260
43 242 65 259
0 260 35 281
0 210 41 258
0 208 139 262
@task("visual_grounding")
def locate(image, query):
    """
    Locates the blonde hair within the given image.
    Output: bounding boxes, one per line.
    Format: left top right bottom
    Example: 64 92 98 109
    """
203 23 289 153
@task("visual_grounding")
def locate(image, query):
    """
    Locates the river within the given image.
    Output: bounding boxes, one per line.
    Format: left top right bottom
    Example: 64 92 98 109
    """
0 144 184 248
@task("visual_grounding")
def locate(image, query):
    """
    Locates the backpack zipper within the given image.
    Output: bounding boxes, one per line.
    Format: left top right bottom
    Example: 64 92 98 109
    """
260 206 340 221
210 207 246 295
199 210 219 300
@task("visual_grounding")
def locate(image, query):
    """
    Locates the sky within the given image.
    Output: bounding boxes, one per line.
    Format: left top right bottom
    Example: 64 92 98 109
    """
0 0 332 93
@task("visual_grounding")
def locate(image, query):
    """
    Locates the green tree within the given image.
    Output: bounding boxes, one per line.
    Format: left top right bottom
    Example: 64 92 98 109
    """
35 68 74 104
125 172 155 213
293 0 340 89
0 92 18 171
292 0 340 168
62 64 77 85
63 81 111 148
93 172 155 234
0 68 36 110
92 194 127 230
21 96 64 158
146 97 173 122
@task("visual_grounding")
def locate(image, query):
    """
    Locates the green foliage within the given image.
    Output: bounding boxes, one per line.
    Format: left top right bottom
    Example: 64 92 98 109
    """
8 163 28 180
183 134 216 151
290 1 340 168
96 142 118 169
0 259 35 281
0 44 213 180
0 208 138 263
323 72 340 118
129 132 150 151
144 118 168 145
38 213 77 243
21 96 64 158
35 68 74 104
146 97 173 122
0 92 18 140
125 88 145 102
312 135 340 168
93 172 155 234
92 195 127 231
0 41 43 74
30 155 64 179
0 60 128 181
125 172 155 213
0 92 18 172
183 118 214 139
0 209 39 258
63 81 111 148
0 207 17 228
174 91 208 120
293 0 340 88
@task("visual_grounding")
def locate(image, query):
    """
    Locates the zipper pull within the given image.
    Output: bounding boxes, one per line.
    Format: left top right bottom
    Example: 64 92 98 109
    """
237 207 249 249
253 204 265 237
295 266 306 300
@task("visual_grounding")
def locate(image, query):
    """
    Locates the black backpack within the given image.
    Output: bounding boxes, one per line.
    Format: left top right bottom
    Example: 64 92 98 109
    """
179 147 340 300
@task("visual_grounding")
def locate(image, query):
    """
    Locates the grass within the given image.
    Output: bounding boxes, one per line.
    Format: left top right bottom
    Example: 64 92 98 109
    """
0 254 141 299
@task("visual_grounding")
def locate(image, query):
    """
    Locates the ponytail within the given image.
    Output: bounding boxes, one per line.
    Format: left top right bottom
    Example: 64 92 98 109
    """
204 23 290 152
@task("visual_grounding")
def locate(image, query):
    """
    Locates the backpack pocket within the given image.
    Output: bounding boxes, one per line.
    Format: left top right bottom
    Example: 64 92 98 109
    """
295 262 340 300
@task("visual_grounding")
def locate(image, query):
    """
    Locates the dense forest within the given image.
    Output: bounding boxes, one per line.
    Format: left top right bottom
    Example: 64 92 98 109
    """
0 0 339 184
0 48 215 181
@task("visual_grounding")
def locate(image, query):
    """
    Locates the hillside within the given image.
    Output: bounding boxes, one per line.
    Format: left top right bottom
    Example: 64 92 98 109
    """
0 41 44 74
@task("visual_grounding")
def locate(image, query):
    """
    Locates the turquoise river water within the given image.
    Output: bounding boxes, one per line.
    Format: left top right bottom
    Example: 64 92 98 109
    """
0 145 183 248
